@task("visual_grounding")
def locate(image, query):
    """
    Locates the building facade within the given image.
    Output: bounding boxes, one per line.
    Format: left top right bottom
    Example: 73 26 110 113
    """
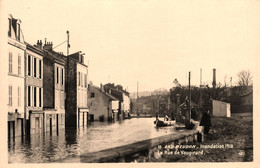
25 42 44 135
103 83 130 120
88 84 119 121
42 42 66 133
65 52 88 127
7 14 26 138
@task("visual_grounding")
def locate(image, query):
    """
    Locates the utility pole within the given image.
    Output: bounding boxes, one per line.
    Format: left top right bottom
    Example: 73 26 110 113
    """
67 30 70 56
199 68 203 115
137 81 139 116
186 71 191 128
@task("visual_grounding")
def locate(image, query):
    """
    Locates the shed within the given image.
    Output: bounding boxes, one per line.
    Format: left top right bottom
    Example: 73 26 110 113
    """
212 100 231 117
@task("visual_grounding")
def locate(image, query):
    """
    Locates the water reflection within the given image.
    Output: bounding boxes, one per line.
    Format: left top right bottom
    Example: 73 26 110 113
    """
8 118 177 163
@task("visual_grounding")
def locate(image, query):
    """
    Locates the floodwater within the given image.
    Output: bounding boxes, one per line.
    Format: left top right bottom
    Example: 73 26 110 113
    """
8 118 177 163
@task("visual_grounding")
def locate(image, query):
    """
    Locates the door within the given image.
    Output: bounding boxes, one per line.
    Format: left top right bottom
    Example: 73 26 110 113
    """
56 114 59 131
50 118 52 134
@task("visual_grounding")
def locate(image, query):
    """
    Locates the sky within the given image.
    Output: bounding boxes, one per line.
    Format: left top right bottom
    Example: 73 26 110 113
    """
5 0 259 93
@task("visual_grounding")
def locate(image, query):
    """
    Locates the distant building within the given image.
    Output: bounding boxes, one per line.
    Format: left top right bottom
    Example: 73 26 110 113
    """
88 84 119 121
25 42 44 135
65 51 89 127
7 14 26 138
212 100 231 117
104 83 130 120
42 41 66 133
240 90 253 106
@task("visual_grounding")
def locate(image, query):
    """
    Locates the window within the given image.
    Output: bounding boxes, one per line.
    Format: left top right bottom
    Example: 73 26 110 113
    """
9 52 12 74
28 55 31 76
78 72 80 86
8 18 11 37
56 67 59 84
91 92 95 98
8 86 12 106
84 74 87 88
34 57 37 77
27 86 31 106
17 23 20 41
61 68 63 85
39 59 42 79
39 88 42 107
34 87 37 107
81 73 83 87
18 55 21 75
18 87 20 107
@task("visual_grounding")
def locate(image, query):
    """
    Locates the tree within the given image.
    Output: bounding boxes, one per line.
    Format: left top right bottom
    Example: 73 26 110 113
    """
237 70 253 87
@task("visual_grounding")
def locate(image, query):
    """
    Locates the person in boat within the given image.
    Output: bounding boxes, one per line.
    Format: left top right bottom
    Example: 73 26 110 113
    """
154 113 168 127
200 110 212 134
165 114 170 121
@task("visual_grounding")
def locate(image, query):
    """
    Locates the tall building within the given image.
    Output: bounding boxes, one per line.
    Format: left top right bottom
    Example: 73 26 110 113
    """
25 42 44 135
42 41 66 133
7 14 26 138
65 51 89 127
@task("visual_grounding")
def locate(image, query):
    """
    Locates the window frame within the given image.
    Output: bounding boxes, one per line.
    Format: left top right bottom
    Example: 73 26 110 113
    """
9 52 12 74
18 55 21 76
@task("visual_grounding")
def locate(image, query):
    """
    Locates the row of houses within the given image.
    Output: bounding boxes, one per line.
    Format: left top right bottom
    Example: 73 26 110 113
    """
7 14 130 139
88 83 131 122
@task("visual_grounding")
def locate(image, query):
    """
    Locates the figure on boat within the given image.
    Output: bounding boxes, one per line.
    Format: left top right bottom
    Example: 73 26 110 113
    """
154 112 176 127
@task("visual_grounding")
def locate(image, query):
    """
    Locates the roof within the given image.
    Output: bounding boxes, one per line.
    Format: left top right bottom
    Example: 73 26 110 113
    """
89 85 119 101
25 42 43 56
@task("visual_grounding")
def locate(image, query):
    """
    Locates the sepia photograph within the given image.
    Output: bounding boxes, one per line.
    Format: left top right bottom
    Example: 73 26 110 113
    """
0 0 259 167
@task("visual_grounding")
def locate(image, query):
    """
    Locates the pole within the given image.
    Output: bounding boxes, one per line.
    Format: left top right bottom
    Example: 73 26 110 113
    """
137 81 138 116
67 31 70 56
186 71 191 128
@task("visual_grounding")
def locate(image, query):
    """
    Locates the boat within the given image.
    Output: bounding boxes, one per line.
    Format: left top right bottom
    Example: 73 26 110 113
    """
154 119 176 127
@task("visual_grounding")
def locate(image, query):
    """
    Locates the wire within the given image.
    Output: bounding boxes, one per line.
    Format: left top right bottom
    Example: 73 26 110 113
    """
53 40 67 49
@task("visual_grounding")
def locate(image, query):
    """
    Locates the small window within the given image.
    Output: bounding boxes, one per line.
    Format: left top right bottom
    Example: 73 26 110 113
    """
18 55 21 75
9 52 12 74
39 88 42 107
8 86 12 106
84 74 87 88
56 67 59 84
27 86 31 106
34 87 37 107
78 72 80 86
81 73 83 87
39 60 42 79
28 55 31 76
34 57 37 77
91 92 95 98
18 87 20 107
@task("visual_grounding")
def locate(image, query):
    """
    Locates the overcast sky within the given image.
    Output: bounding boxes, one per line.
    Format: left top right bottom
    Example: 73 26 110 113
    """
5 0 259 92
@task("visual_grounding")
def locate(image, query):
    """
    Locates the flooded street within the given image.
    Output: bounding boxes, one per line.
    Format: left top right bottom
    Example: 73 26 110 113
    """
8 118 177 163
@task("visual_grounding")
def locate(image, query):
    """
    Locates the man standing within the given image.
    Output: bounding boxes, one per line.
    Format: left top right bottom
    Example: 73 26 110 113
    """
200 110 212 134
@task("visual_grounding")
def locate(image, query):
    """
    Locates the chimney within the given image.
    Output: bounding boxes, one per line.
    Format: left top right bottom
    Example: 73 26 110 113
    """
43 41 53 51
212 68 216 88
36 40 43 49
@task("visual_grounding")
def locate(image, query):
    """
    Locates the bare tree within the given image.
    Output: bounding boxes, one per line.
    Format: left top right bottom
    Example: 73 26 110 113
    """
237 70 253 87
